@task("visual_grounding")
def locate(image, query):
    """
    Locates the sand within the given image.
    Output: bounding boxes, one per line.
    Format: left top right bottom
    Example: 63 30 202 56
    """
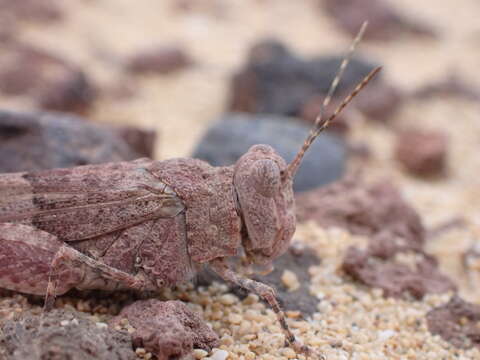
1 0 480 359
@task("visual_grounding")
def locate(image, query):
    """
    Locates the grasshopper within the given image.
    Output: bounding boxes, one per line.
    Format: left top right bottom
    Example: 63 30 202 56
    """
0 24 379 358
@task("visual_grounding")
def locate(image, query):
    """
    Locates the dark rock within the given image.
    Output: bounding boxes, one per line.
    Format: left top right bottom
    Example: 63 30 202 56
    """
228 39 402 124
342 245 456 299
196 244 321 316
0 309 136 360
296 178 426 247
0 43 96 113
322 0 436 41
0 0 63 24
109 299 219 360
0 109 143 173
395 128 448 177
254 244 321 315
192 113 346 192
427 296 480 349
113 125 156 158
125 46 192 75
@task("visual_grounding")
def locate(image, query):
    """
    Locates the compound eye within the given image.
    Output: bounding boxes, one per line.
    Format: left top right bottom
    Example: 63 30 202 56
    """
252 159 281 198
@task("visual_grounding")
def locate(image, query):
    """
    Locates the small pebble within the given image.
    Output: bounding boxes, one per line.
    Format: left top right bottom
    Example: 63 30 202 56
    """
377 329 396 341
219 294 238 306
228 313 243 325
193 349 209 359
281 270 300 291
210 349 229 360
135 348 146 356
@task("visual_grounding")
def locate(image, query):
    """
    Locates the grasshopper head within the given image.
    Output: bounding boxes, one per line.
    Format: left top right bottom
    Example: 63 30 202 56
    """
234 66 382 271
234 144 295 268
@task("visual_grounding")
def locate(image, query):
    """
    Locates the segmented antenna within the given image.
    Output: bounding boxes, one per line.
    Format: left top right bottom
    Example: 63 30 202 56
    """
285 22 380 179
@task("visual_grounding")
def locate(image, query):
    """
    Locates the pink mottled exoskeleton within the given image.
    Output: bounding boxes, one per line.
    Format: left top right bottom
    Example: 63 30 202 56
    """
0 24 379 358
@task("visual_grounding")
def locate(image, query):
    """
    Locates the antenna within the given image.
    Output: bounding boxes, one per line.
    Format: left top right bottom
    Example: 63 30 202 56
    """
285 22 381 179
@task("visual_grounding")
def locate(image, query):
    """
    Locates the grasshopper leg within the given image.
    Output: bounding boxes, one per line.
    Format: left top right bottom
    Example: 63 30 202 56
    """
210 258 325 359
0 223 83 298
44 243 156 311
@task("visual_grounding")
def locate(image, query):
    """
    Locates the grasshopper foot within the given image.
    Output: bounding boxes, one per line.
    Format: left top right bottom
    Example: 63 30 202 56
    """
291 340 326 360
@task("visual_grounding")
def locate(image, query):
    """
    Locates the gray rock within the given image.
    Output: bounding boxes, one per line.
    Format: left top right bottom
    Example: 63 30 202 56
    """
192 113 346 192
0 109 144 173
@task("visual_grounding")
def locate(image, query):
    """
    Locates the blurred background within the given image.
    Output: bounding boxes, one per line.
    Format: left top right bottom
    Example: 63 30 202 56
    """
0 0 478 155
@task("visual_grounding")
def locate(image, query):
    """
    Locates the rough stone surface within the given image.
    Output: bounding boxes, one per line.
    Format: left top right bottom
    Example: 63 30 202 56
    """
0 109 143 173
427 296 480 349
228 39 402 123
296 178 426 247
395 128 448 177
322 0 436 41
125 46 192 75
0 42 96 113
0 309 136 360
342 245 456 299
109 299 219 360
192 113 346 192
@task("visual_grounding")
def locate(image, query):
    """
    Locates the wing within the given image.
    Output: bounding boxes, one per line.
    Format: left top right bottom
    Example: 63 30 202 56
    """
0 160 185 241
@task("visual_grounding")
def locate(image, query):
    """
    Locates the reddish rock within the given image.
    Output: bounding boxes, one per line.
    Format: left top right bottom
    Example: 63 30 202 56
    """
342 245 455 299
296 178 425 248
427 296 480 349
125 46 192 75
0 0 63 24
0 309 136 360
109 300 219 360
296 177 455 299
0 43 96 113
322 0 436 41
395 128 448 177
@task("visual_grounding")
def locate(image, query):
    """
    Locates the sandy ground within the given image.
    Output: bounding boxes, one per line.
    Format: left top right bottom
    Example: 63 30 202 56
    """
1 0 480 359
